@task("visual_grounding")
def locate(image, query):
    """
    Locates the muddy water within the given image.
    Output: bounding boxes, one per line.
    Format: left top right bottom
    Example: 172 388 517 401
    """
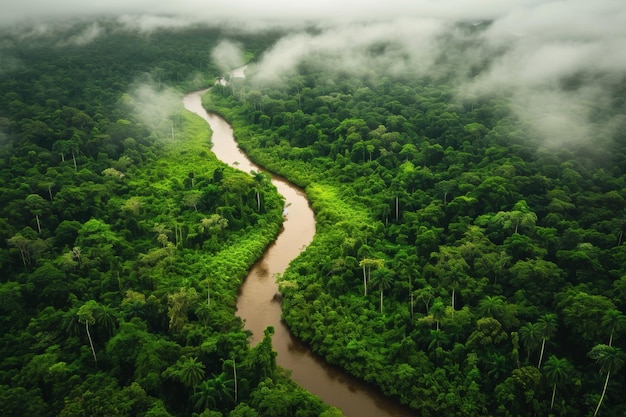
183 89 416 417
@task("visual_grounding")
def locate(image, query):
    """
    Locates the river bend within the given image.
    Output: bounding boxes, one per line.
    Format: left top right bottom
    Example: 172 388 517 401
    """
183 85 415 417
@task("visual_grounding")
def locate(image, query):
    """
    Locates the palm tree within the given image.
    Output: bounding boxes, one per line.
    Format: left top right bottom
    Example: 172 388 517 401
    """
179 356 205 392
537 313 558 368
62 307 81 337
430 300 446 331
428 329 449 351
192 372 234 411
543 355 573 409
588 344 625 417
601 309 626 347
358 258 384 296
486 353 508 381
477 295 505 319
519 322 542 364
251 170 268 212
395 252 418 318
193 380 216 411
371 266 394 314
95 304 118 338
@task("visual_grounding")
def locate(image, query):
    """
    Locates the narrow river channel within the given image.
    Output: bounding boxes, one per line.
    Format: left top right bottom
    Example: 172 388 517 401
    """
183 80 416 417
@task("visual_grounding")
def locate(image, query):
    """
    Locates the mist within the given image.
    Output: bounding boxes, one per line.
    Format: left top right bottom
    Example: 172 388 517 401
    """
3 0 624 150
242 0 626 149
211 40 245 75
124 83 183 138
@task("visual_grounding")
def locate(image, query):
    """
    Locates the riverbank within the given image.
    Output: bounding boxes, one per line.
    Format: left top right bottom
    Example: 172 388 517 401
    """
184 82 418 417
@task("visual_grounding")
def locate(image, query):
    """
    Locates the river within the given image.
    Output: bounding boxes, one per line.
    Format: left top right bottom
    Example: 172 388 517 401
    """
183 80 416 417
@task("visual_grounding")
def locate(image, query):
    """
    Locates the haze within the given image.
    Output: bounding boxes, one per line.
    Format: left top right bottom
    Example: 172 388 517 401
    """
0 1 543 26
2 0 624 149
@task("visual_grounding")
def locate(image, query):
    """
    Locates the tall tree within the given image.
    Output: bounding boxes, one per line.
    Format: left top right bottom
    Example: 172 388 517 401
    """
543 355 572 410
77 301 98 365
25 194 48 234
192 372 234 411
601 309 626 347
430 300 446 331
358 258 384 296
492 200 537 235
588 344 625 417
371 266 395 314
428 245 469 310
177 356 206 392
477 295 505 319
537 313 558 368
519 322 542 364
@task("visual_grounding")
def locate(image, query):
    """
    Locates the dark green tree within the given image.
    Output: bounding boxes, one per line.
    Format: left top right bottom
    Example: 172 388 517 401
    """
543 355 573 410
588 344 625 417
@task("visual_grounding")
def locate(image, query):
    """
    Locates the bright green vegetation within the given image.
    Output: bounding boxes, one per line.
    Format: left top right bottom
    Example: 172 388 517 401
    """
204 24 626 416
0 21 338 417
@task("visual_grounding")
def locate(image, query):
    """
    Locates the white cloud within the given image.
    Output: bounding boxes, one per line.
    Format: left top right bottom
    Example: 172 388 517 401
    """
124 83 182 136
211 40 245 75
2 0 624 149
60 22 105 46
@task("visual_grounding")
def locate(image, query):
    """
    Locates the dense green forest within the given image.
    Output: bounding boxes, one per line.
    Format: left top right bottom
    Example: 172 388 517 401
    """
2 15 626 417
0 21 341 417
203 22 626 417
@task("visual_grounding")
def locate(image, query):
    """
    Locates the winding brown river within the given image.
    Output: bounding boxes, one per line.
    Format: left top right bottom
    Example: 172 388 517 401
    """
183 76 416 417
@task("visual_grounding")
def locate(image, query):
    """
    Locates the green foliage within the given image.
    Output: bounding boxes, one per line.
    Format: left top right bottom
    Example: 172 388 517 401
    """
204 20 626 416
4 14 626 417
0 21 336 417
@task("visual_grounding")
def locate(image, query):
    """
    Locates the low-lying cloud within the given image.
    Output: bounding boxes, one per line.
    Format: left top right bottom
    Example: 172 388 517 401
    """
2 0 625 150
124 83 182 138
0 1 534 27
243 0 626 149
211 40 245 75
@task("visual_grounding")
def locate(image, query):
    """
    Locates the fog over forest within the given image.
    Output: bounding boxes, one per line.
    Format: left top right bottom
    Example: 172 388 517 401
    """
2 0 624 152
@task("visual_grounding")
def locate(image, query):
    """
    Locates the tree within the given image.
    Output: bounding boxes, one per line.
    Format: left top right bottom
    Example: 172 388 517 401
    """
199 214 228 238
95 304 118 338
558 290 615 345
464 122 488 139
466 317 508 351
601 309 626 346
537 313 558 368
245 327 277 385
428 329 449 351
414 283 435 315
543 355 572 410
7 233 33 267
77 301 98 365
588 344 625 417
519 322 541 364
167 287 199 332
428 245 469 310
396 251 418 317
183 191 203 212
176 356 206 392
430 300 446 331
25 194 48 234
192 372 234 411
492 200 537 235
486 353 509 381
251 170 269 212
370 266 394 314
358 258 384 296
477 295 505 319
